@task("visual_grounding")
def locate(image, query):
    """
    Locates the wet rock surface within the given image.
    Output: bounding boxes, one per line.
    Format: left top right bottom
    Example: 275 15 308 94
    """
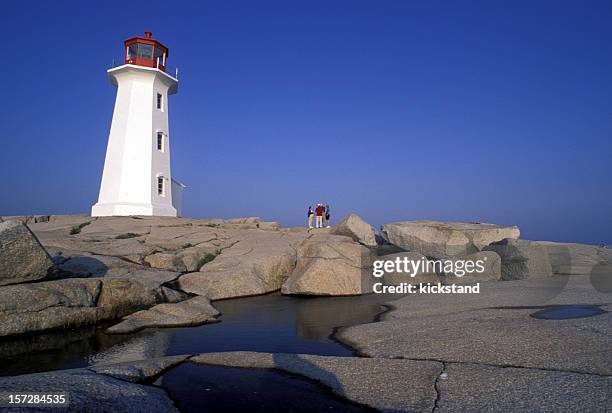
192 351 441 412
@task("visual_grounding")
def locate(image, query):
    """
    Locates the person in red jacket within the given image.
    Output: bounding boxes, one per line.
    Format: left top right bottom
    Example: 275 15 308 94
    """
315 203 325 228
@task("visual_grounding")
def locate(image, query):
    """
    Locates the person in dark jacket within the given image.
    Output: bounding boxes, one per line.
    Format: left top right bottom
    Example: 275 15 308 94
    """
307 206 314 229
325 204 331 228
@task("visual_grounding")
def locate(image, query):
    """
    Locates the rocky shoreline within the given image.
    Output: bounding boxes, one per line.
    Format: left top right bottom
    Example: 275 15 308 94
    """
0 214 610 412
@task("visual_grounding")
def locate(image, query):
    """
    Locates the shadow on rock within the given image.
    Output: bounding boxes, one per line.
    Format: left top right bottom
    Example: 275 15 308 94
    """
50 255 109 278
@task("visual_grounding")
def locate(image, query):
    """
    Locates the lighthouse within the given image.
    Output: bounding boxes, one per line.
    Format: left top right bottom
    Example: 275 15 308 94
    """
92 32 185 217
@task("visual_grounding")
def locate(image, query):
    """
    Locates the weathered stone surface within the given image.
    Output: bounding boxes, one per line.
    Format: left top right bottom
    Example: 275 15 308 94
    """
144 252 186 271
96 278 159 320
281 234 373 296
442 250 502 283
176 245 222 272
90 355 189 383
437 363 612 412
0 368 179 412
225 217 261 224
106 296 220 334
376 251 440 286
0 220 54 286
157 286 190 303
484 239 552 280
143 224 219 250
192 351 441 413
338 278 612 376
258 221 280 231
4 216 307 334
0 277 162 337
332 214 377 247
0 278 101 337
380 220 520 258
536 241 612 276
178 231 303 300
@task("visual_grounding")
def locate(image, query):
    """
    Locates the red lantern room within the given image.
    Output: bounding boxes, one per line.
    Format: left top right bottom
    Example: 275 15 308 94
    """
124 32 168 72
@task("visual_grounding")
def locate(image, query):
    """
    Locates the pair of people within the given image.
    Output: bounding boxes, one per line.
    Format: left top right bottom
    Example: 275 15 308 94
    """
308 204 330 229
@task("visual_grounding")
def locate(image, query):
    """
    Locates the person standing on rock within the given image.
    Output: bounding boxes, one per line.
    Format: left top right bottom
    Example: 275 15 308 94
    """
307 206 314 229
325 204 331 228
315 204 325 228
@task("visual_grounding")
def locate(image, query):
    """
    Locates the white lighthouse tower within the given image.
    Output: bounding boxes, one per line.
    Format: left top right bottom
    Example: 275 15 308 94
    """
92 32 184 217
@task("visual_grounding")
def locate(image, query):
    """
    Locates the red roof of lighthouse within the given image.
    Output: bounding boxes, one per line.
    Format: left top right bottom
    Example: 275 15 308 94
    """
124 32 169 72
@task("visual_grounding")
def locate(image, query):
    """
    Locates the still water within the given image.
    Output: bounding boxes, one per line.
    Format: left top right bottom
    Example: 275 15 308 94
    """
0 293 394 377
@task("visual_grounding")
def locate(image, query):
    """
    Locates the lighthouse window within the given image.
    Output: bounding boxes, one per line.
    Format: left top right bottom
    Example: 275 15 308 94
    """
157 93 163 110
157 132 164 151
137 44 153 59
127 44 138 59
157 177 164 196
154 47 164 66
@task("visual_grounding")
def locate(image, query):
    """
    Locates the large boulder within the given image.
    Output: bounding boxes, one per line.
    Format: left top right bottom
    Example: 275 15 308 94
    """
332 214 377 247
483 239 552 280
177 231 304 300
380 220 520 258
0 220 54 286
105 296 220 334
535 241 612 276
0 277 161 337
281 234 373 296
442 251 502 283
0 278 102 337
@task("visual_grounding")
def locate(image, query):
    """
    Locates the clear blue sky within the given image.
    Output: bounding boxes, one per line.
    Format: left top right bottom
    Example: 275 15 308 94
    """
1 1 611 244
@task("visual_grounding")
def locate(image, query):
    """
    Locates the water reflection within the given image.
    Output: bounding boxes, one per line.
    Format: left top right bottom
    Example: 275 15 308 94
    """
0 293 396 376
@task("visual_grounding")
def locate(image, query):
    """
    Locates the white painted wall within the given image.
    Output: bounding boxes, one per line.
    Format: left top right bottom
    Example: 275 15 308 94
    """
92 64 180 217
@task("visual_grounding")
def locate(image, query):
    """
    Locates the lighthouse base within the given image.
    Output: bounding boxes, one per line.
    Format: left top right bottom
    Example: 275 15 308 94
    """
91 202 177 217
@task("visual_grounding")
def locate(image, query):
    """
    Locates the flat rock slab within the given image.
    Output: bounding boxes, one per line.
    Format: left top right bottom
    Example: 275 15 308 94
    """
90 355 189 383
0 220 53 286
0 277 159 337
105 296 220 334
0 368 178 412
338 278 612 376
437 363 612 412
192 351 442 412
381 220 520 258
